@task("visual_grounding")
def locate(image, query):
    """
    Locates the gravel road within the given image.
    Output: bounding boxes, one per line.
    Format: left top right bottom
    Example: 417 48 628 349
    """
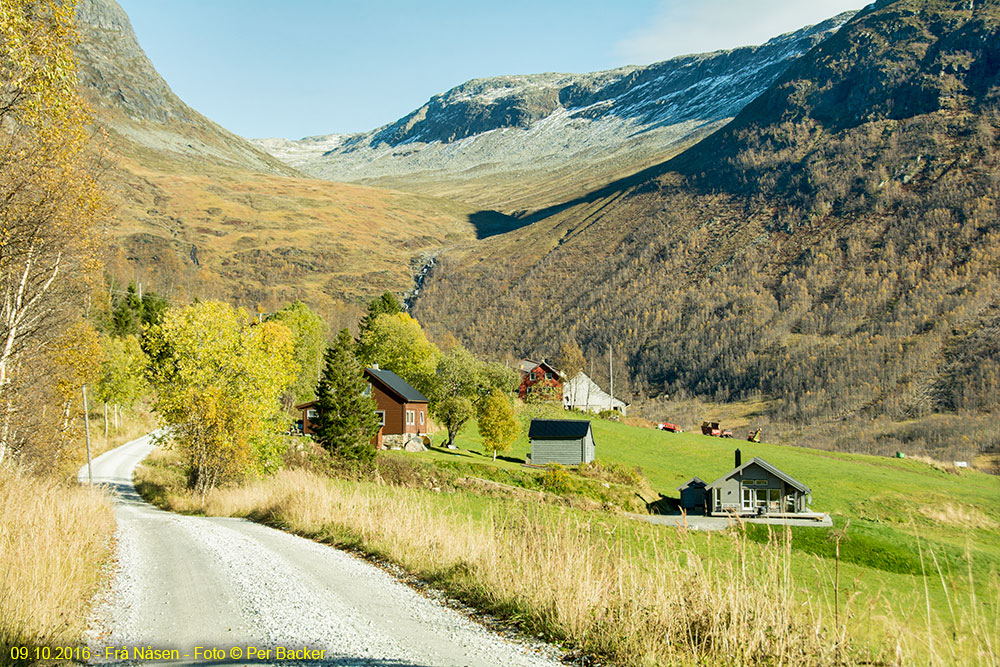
79 434 566 667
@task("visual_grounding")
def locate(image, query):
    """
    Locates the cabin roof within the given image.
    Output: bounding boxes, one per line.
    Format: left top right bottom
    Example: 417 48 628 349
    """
676 476 706 491
528 419 591 440
365 368 428 403
705 457 811 493
519 359 562 377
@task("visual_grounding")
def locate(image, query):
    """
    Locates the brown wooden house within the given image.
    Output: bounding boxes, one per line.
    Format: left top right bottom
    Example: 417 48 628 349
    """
517 359 563 401
295 366 430 449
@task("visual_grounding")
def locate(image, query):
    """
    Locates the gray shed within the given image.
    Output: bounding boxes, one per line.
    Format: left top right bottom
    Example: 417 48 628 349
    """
676 477 707 511
528 419 595 466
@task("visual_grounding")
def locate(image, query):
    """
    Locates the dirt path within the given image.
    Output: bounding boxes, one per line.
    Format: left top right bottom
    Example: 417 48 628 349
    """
79 434 564 667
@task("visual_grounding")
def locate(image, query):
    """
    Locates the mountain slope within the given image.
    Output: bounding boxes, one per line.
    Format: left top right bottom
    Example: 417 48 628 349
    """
412 0 1000 455
75 0 294 175
255 13 855 214
75 0 495 326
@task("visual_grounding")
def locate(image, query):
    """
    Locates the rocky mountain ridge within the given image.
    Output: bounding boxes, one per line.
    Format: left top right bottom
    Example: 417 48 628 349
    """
75 0 294 175
256 12 855 212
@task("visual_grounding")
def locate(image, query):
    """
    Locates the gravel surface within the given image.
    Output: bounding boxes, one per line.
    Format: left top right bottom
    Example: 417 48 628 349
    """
79 434 566 667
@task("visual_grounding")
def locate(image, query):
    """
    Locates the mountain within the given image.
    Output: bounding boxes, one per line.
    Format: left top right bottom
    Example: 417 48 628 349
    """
74 0 495 327
75 0 293 175
411 0 1000 459
255 13 855 214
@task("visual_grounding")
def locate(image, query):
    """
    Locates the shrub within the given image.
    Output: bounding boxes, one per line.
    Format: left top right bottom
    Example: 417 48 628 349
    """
541 463 571 494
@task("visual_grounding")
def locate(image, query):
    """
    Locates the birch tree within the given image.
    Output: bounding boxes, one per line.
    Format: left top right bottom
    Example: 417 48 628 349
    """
0 0 106 462
478 390 518 461
145 302 296 496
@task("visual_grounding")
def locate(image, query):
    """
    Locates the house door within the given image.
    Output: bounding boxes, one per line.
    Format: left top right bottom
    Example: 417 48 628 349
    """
742 488 753 512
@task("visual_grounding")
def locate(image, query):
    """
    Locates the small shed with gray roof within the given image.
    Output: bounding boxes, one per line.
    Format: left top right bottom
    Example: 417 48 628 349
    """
528 419 595 466
705 451 813 517
677 477 707 511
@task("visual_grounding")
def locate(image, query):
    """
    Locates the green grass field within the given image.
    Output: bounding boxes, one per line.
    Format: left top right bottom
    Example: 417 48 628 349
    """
389 405 1000 635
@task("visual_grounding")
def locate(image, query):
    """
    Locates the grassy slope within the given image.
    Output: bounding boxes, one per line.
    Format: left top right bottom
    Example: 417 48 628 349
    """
102 147 490 328
353 127 716 216
138 425 999 665
406 409 1000 614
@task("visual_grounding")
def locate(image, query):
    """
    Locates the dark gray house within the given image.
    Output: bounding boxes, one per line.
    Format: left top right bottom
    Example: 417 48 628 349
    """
677 477 707 512
705 452 812 516
528 419 595 466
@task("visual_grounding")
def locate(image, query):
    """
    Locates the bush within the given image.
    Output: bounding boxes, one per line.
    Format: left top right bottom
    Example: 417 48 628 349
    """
541 463 571 494
597 409 622 422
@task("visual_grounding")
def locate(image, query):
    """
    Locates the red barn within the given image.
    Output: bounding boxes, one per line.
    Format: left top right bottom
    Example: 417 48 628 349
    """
517 359 563 401
296 366 429 450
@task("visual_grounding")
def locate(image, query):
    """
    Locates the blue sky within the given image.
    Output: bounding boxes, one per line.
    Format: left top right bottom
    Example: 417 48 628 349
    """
117 0 867 139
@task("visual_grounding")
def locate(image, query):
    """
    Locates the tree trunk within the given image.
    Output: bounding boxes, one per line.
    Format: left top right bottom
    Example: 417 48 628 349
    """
103 402 108 439
114 404 119 430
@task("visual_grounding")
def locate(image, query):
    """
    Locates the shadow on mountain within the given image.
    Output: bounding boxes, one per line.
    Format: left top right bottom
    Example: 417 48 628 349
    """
468 209 534 239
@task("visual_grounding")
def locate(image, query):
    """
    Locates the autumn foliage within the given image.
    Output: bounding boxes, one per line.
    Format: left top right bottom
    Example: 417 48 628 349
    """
145 301 296 495
0 0 108 465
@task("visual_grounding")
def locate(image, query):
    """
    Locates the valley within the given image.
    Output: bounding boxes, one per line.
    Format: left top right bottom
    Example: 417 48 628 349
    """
4 1 1000 666
77 0 1000 462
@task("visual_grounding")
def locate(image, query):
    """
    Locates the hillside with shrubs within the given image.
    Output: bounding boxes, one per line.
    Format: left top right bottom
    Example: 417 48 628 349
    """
412 0 1000 462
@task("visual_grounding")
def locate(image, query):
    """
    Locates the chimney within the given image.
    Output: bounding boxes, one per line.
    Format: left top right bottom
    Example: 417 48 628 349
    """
371 363 379 370
735 448 742 468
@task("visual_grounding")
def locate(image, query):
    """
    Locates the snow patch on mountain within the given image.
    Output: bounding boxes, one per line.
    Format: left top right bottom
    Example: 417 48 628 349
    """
253 12 856 201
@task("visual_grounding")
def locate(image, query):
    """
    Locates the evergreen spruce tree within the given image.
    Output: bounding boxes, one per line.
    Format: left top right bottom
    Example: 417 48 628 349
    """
314 329 381 462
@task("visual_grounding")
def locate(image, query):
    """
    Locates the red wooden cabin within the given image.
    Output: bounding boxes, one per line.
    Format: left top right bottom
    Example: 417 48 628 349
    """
296 367 429 449
517 359 563 401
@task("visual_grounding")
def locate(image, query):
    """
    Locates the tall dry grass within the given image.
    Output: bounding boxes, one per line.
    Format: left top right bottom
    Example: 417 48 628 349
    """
142 466 969 666
0 466 114 663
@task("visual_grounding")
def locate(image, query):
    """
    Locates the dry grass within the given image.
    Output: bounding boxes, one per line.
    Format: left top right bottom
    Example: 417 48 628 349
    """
919 503 1000 531
137 460 991 666
0 466 114 662
105 153 484 328
59 403 158 480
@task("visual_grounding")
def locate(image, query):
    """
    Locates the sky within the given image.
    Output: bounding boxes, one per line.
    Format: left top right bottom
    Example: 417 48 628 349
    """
116 0 868 139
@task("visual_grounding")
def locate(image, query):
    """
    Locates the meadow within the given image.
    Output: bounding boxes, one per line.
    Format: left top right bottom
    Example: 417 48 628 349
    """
136 405 1000 666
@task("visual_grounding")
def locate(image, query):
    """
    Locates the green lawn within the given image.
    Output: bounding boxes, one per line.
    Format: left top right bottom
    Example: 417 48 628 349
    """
393 405 1000 624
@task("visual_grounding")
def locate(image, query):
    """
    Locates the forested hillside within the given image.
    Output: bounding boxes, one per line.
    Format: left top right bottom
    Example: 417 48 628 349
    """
413 0 1000 459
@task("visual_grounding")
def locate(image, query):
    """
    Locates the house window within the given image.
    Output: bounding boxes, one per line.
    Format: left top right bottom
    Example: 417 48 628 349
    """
753 479 768 486
406 410 415 425
742 488 752 510
530 372 537 381
375 411 385 426
544 372 553 380
419 410 425 426
306 409 318 419
362 385 372 397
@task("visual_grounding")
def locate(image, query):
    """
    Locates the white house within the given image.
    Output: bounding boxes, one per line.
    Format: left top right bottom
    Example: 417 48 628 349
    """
562 372 627 415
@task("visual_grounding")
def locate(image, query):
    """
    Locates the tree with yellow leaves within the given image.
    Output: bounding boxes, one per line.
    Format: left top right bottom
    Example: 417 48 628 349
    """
144 301 297 496
0 0 107 463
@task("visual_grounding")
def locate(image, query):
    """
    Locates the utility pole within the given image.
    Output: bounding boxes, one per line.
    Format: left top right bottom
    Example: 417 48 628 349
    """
609 345 614 411
82 385 93 485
